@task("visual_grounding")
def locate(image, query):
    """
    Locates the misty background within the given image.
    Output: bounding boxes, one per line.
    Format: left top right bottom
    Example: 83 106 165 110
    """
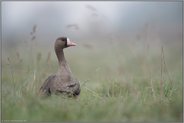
2 1 182 77
1 2 183 121
2 2 182 46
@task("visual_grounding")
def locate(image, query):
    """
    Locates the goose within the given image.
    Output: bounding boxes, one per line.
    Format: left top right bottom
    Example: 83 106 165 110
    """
39 37 80 97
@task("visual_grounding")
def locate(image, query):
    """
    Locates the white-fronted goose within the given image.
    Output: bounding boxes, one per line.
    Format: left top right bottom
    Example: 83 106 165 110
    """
40 37 80 97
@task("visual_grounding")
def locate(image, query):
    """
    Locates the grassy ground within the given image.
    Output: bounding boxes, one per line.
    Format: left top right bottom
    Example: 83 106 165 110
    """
2 39 183 122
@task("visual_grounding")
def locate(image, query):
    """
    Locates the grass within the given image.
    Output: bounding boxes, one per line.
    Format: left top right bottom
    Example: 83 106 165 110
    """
2 38 183 122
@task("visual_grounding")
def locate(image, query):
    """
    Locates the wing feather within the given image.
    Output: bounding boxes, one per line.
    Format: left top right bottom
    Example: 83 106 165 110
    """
39 75 55 97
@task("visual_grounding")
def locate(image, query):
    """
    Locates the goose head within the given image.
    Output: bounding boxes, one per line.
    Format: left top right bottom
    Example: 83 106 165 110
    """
55 37 77 49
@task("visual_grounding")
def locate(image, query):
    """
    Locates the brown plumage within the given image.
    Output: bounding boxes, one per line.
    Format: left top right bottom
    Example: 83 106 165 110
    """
39 37 80 97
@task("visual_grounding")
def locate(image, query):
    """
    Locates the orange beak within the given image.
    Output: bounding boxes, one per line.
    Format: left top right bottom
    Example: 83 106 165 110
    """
67 40 77 47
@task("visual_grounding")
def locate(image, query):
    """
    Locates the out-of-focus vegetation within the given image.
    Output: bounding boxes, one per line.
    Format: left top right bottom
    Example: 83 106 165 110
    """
2 26 182 122
2 2 182 122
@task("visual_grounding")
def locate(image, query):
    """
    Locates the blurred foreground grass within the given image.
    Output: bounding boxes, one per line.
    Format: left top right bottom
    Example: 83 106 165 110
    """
2 40 182 122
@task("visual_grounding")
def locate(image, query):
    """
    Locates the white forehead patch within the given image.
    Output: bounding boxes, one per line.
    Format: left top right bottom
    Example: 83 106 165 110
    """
67 38 70 42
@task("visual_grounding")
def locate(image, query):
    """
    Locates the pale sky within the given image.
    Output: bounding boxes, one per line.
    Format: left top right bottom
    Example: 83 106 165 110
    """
2 1 182 43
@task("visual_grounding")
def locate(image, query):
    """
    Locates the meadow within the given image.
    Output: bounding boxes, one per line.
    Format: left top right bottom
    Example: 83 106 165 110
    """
2 32 182 122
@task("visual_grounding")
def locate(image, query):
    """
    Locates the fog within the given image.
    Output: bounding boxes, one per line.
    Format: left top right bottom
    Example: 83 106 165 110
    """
2 1 182 52
2 2 183 121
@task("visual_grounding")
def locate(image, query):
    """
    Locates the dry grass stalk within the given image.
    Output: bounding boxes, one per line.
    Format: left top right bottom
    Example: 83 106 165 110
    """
160 46 164 97
150 78 156 100
162 47 173 84
31 36 36 41
37 52 42 63
47 51 51 64
29 24 38 65
16 51 23 63
30 24 37 35
160 46 173 98
7 57 10 65
7 57 16 92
